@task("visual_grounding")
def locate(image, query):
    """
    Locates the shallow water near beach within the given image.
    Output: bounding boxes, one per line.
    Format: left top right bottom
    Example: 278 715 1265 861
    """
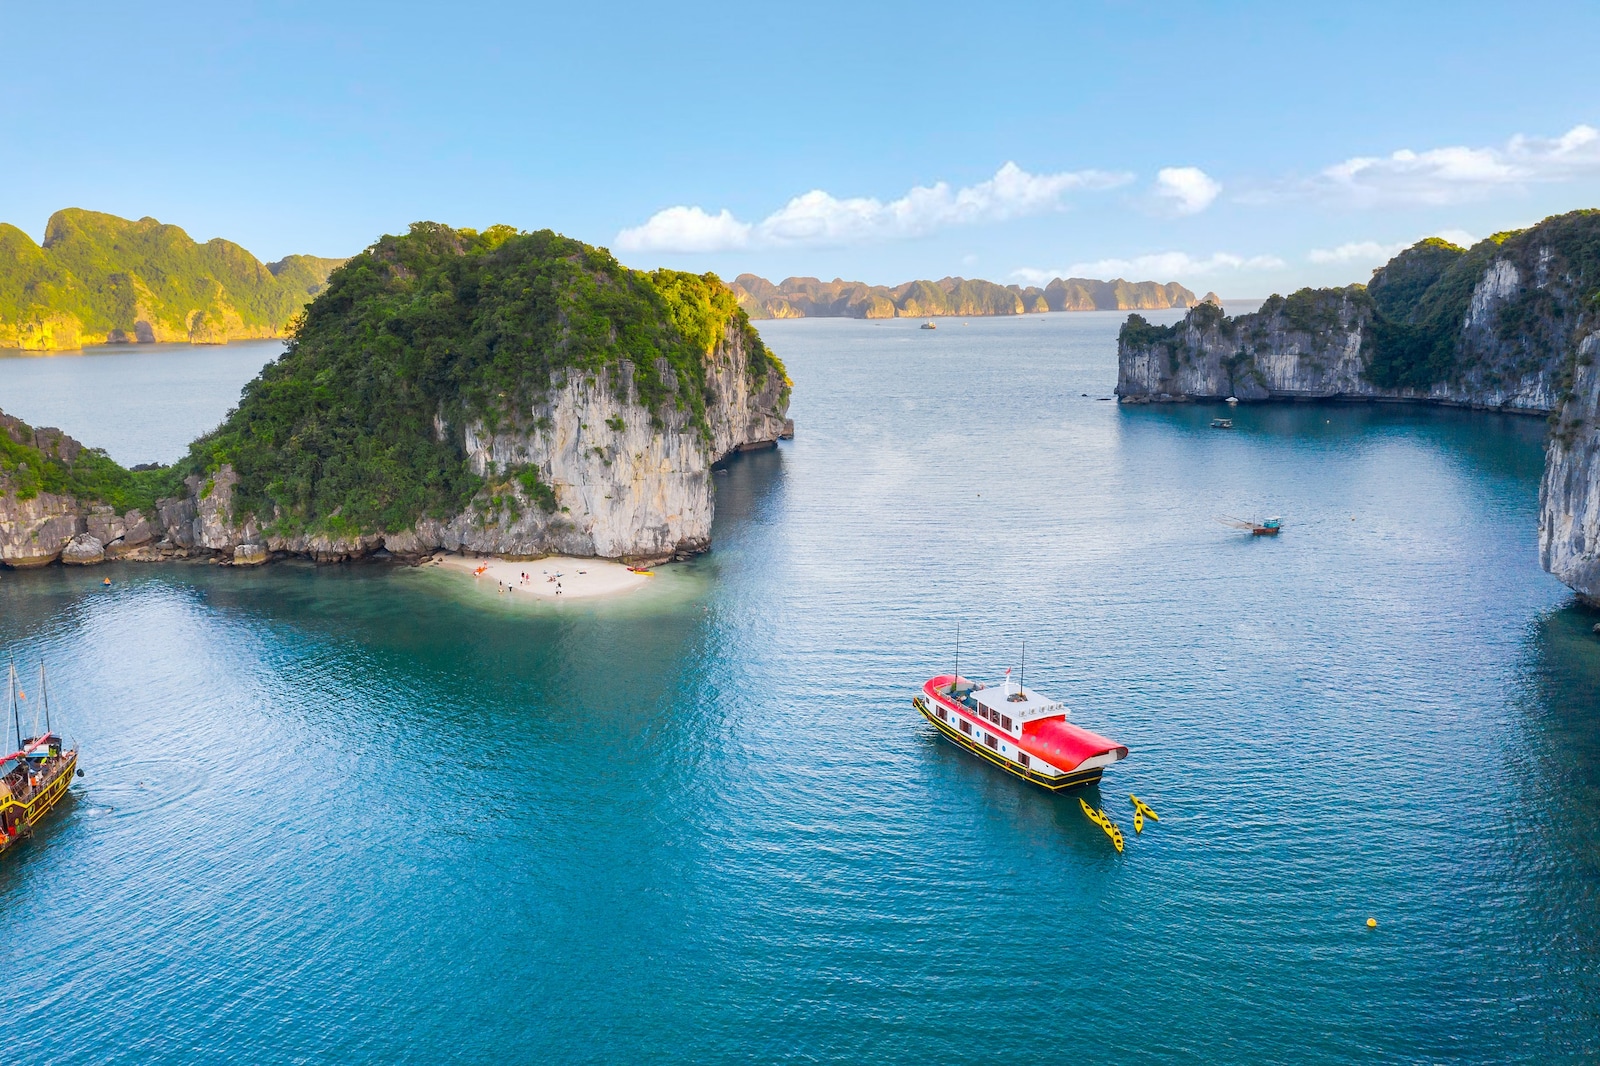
2 312 1598 1063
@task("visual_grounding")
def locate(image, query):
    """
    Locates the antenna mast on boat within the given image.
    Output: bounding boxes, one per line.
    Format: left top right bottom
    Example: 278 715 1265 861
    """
1019 641 1025 694
953 622 960 693
7 659 18 751
39 662 49 736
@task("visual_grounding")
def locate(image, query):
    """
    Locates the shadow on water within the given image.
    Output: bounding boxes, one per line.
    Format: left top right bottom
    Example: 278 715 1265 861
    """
1503 602 1600 1046
1120 400 1550 485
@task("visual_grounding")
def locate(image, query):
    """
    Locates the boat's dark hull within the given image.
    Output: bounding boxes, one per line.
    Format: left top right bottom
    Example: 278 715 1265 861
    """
913 697 1104 791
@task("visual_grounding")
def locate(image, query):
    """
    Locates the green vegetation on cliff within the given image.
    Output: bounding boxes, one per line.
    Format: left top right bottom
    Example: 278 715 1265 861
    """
0 412 171 512
731 273 1196 319
1363 213 1600 389
1120 211 1600 394
0 209 344 350
180 223 785 537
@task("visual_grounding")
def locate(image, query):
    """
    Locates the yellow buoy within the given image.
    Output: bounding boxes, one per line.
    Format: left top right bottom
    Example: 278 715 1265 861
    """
1367 917 1377 929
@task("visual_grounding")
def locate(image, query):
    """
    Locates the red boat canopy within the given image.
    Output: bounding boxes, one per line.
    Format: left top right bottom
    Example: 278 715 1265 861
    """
1019 717 1127 772
924 675 1126 772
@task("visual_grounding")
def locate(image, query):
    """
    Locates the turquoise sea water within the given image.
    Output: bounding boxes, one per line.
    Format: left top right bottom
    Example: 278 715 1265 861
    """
2 313 1598 1063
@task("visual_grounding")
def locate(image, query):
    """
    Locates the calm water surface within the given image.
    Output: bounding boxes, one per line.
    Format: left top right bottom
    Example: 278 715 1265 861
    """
0 340 283 464
2 313 1598 1063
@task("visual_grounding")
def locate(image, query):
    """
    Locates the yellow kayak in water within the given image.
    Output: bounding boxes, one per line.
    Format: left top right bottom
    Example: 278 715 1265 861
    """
1080 799 1123 851
1130 795 1159 822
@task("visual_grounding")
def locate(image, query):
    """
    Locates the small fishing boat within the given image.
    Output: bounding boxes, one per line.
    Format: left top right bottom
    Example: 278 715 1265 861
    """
1225 396 1239 406
920 321 937 330
1217 514 1283 536
913 653 1127 790
0 664 79 856
1210 417 1234 429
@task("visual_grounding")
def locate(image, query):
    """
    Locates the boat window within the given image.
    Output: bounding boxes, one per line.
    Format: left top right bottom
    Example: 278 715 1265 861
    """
984 733 998 750
959 720 971 735
1019 753 1030 768
1001 715 1013 731
936 707 946 721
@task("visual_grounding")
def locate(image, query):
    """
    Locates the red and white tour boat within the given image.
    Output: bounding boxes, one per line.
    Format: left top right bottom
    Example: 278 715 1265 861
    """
913 672 1127 790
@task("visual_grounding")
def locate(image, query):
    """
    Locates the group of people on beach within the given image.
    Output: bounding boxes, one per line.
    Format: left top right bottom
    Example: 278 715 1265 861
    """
494 570 561 595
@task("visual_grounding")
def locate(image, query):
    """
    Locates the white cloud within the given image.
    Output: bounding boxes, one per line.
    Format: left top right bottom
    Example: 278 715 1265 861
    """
1314 124 1600 206
614 206 751 253
1011 251 1285 286
1152 166 1222 215
1307 240 1408 264
615 162 1133 253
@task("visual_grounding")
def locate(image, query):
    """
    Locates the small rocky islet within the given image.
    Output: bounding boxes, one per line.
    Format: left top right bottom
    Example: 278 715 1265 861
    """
1114 207 1600 603
0 223 791 570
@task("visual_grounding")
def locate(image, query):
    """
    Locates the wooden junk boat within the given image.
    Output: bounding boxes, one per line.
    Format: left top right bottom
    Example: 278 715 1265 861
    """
913 664 1127 791
0 664 79 856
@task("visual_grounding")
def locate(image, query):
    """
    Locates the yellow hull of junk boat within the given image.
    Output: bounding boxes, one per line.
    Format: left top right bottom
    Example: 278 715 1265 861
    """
0 663 80 856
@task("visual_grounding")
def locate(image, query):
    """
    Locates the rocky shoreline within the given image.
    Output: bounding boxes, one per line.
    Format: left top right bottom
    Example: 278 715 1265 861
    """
1114 214 1600 603
1 316 795 572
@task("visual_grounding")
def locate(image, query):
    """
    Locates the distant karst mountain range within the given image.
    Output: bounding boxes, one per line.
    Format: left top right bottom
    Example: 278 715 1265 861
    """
0 209 345 351
0 208 1207 351
730 273 1206 319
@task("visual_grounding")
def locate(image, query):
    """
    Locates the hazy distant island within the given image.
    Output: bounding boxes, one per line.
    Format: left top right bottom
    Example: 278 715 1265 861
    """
730 272 1205 319
1113 208 1600 603
0 224 790 569
0 209 345 351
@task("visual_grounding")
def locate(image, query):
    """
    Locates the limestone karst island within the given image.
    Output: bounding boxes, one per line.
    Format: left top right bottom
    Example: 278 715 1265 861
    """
0 209 344 350
1 222 791 569
1115 208 1600 605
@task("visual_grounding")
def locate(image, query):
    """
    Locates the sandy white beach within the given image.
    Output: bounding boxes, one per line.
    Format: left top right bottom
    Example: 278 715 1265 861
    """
432 553 652 599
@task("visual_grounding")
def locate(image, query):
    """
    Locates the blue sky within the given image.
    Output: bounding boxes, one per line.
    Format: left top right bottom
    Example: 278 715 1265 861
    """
3 0 1599 297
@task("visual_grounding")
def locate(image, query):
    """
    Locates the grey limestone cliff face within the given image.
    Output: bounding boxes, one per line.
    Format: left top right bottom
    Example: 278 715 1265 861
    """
0 490 84 568
1116 272 1563 412
1540 332 1600 602
0 319 791 568
397 319 790 561
174 319 790 564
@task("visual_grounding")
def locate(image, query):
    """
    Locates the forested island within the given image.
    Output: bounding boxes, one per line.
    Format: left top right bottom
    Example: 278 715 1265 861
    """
0 209 344 350
731 273 1201 319
0 224 790 567
1113 209 1600 603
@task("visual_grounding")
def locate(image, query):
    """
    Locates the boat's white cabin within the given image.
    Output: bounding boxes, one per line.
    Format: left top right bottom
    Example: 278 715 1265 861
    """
946 680 1068 725
974 684 1067 724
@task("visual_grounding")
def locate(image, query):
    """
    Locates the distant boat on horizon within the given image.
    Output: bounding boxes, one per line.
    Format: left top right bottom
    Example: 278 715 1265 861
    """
920 321 936 330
